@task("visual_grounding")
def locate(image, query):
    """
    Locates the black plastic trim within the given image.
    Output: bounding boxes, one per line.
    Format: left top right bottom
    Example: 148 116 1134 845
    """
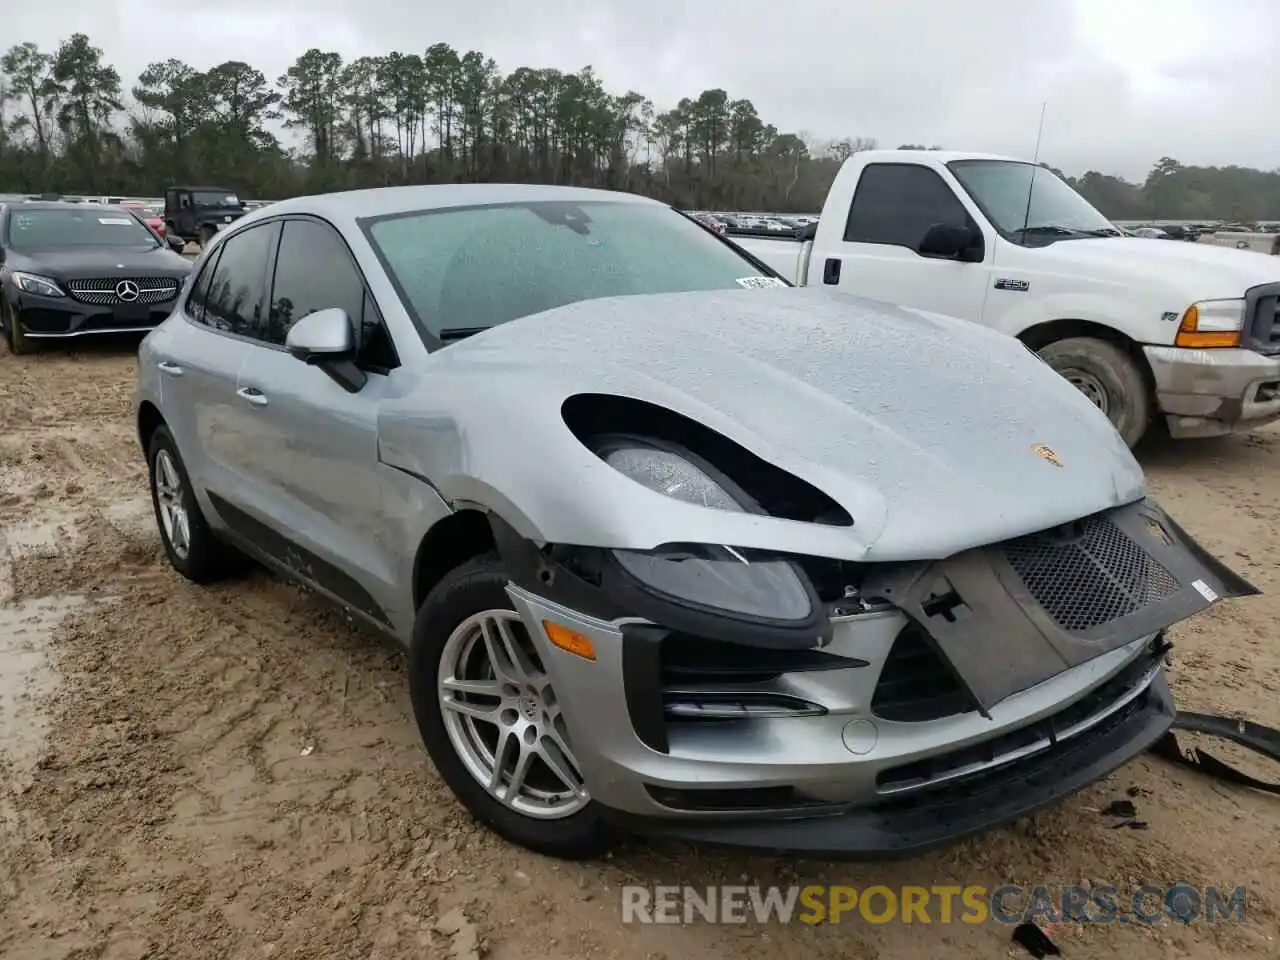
621 623 670 752
206 491 392 626
1242 281 1280 356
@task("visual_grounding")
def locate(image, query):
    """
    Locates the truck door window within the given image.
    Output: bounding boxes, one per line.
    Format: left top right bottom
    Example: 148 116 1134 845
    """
843 163 974 253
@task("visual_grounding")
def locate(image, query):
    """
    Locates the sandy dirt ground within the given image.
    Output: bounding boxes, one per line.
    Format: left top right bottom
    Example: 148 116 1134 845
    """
0 340 1277 960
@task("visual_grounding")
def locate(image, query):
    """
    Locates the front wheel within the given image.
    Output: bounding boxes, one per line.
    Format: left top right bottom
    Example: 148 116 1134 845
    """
1037 336 1151 447
2 299 31 355
408 554 613 859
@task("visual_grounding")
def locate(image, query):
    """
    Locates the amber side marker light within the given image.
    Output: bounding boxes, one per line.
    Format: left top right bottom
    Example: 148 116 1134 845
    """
1175 303 1242 348
543 621 597 660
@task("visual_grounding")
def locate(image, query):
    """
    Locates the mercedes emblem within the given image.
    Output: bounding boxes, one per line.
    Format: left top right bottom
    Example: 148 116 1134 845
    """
115 280 141 302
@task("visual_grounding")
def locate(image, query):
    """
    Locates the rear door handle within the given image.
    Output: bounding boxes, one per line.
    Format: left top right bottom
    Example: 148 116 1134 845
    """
236 386 269 407
158 361 184 376
822 258 842 285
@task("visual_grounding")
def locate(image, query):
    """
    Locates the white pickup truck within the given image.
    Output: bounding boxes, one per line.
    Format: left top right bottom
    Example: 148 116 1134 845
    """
735 150 1280 446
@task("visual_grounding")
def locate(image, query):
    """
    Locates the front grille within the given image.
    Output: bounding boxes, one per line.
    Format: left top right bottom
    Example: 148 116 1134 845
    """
1003 515 1179 632
66 277 180 306
870 623 974 722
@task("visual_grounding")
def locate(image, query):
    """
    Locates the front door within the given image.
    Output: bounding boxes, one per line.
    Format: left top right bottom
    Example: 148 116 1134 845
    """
228 216 404 629
824 162 993 322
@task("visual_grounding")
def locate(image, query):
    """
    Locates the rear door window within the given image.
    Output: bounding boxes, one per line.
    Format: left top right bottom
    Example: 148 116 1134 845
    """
201 223 278 339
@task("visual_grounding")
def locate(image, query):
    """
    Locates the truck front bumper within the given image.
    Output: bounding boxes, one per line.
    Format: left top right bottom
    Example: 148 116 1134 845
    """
1144 345 1280 439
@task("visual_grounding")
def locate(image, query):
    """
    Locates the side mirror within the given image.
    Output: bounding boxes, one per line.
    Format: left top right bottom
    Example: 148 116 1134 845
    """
919 223 976 260
285 307 367 393
166 234 186 254
796 222 818 242
285 307 355 363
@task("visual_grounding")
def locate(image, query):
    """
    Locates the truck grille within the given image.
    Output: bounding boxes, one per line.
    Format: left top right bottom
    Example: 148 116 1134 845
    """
1003 515 1179 633
1245 285 1280 353
66 277 180 306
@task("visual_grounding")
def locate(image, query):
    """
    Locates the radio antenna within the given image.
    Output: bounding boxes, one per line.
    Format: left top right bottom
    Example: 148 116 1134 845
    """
1019 101 1048 236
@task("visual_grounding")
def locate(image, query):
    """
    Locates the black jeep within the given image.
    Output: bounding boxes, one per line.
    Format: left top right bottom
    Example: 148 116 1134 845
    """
163 186 247 247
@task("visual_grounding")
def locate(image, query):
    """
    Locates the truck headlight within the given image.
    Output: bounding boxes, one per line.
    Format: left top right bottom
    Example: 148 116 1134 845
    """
599 438 816 623
11 272 65 298
1175 299 1245 348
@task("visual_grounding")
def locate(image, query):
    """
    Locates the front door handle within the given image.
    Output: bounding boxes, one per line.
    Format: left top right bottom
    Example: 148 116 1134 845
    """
236 386 269 407
158 361 184 376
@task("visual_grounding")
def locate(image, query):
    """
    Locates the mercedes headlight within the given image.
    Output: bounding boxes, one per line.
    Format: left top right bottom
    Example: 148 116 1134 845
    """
596 437 816 623
10 271 65 298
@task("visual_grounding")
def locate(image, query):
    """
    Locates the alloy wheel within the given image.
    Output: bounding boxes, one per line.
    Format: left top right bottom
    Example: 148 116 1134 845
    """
437 609 589 819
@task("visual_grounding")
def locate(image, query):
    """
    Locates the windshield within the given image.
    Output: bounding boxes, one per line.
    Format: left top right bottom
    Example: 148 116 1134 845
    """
364 200 777 340
947 160 1119 242
193 191 240 208
5 208 160 249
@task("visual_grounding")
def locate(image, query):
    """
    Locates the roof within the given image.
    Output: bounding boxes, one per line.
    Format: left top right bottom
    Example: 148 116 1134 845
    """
253 183 663 224
857 149 1031 165
169 185 238 192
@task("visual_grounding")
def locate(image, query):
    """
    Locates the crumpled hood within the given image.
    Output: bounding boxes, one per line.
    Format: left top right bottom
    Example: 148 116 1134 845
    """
383 287 1145 561
1038 237 1280 300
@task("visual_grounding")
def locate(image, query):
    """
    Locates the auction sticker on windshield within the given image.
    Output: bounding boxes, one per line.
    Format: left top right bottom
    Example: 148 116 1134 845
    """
98 218 135 225
736 276 787 289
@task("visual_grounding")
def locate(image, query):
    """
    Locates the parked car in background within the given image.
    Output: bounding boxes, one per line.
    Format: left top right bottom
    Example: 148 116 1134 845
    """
1 201 192 354
733 149 1280 446
134 183 1253 861
164 185 248 248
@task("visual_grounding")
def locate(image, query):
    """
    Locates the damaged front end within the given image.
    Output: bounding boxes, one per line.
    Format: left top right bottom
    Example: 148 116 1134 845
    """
489 429 1257 855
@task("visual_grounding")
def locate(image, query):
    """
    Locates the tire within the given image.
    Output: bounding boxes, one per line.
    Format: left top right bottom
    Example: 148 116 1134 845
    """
198 224 216 247
147 425 249 583
408 553 613 860
1037 336 1151 447
2 299 31 355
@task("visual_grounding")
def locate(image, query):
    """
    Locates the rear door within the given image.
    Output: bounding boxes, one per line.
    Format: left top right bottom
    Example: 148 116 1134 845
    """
231 216 404 629
176 221 280 521
822 163 994 320
148 242 251 514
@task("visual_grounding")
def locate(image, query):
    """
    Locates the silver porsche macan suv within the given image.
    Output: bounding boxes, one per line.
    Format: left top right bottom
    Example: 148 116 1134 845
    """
136 183 1255 859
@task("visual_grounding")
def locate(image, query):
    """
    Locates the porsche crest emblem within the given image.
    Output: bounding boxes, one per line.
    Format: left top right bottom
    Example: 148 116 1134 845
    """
1031 443 1063 467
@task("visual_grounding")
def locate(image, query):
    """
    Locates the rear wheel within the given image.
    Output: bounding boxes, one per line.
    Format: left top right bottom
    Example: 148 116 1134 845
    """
407 554 612 859
1037 336 1151 447
2 300 31 355
147 425 248 582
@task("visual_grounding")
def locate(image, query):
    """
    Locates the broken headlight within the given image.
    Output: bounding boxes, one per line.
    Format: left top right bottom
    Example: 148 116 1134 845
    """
598 436 816 624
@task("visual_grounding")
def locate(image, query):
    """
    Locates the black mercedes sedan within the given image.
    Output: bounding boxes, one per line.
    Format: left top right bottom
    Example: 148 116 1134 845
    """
1 201 193 354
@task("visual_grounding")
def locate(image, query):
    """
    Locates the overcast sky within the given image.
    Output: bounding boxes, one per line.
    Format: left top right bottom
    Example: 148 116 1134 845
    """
6 0 1276 181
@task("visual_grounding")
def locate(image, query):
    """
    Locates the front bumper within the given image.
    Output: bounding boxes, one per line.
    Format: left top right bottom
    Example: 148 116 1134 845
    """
509 583 1172 856
11 290 176 339
493 497 1250 856
1144 345 1280 439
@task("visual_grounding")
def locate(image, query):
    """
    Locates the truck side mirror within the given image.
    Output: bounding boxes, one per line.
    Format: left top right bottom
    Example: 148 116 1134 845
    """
919 223 976 260
795 222 818 241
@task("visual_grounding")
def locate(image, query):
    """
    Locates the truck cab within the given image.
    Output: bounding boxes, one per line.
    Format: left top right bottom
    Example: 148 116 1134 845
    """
164 186 247 247
737 150 1280 446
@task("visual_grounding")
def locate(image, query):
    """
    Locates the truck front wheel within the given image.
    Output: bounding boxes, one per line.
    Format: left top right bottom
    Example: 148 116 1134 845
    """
1037 336 1151 447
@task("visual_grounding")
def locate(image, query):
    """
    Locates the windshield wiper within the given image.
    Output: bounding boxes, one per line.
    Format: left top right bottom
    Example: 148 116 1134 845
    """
1014 224 1122 239
438 326 489 342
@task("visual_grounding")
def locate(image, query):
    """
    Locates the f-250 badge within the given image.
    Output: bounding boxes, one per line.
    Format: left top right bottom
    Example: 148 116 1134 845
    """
994 278 1030 292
